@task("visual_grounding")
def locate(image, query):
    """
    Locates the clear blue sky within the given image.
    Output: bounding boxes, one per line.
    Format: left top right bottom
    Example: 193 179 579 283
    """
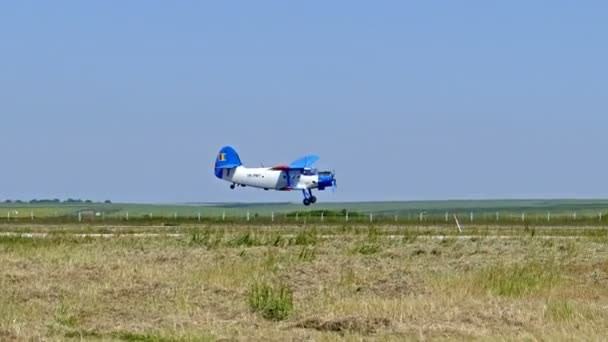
1 1 607 203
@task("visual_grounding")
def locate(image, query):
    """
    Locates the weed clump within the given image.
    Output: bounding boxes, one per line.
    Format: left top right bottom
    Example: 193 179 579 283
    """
546 299 578 322
297 246 316 262
188 230 223 249
189 231 211 246
248 282 294 321
229 232 261 247
353 242 381 255
291 229 318 246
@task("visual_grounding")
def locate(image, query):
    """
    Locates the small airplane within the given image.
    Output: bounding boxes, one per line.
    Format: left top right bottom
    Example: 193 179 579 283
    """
214 146 337 206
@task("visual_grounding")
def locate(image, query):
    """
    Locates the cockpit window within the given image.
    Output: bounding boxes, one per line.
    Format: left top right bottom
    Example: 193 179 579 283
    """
302 168 318 176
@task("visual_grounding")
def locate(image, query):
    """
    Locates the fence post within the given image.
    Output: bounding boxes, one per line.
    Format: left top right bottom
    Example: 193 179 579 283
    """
78 212 82 222
419 212 423 222
222 212 226 221
198 212 201 222
445 212 449 222
247 211 250 221
31 212 34 220
547 212 550 222
470 212 473 222
521 212 525 222
272 212 275 222
369 213 373 223
394 215 398 222
174 212 178 220
320 212 324 222
573 212 576 220
126 212 129 221
600 212 603 221
345 212 349 222
496 212 499 221
454 214 463 233
296 212 299 222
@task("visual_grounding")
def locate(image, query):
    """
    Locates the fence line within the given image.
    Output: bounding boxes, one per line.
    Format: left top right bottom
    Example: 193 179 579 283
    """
3 210 608 225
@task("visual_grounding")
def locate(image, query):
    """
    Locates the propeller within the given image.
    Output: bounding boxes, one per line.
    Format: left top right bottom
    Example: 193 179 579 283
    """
332 170 337 193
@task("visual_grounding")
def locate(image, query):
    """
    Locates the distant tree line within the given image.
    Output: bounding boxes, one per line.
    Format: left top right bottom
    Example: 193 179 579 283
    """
3 199 112 204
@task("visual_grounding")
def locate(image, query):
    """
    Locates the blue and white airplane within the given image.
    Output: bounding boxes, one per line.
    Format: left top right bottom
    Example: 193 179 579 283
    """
214 146 337 206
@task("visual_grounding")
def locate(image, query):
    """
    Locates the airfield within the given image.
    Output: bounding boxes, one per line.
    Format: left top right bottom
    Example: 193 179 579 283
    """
1 200 608 340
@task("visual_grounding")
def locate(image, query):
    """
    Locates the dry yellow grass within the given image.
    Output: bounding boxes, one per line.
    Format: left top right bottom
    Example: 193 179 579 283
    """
0 226 607 341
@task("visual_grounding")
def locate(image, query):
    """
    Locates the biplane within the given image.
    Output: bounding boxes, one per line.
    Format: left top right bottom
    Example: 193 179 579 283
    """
214 146 336 206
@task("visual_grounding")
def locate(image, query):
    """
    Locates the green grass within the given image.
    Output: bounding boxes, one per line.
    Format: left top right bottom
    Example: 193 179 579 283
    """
353 242 382 255
477 261 561 297
247 282 294 321
290 228 318 246
296 246 316 262
546 299 578 322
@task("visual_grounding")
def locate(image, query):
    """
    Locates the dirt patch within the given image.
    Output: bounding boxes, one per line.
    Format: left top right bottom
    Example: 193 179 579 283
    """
587 269 608 286
412 249 426 256
362 270 418 297
0 329 17 341
295 316 391 334
280 263 333 293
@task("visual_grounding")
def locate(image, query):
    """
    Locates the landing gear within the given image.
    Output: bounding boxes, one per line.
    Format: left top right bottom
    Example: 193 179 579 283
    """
308 189 317 204
230 184 236 189
302 189 317 206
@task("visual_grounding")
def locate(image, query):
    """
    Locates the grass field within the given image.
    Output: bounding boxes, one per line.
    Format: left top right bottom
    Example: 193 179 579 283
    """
1 223 608 340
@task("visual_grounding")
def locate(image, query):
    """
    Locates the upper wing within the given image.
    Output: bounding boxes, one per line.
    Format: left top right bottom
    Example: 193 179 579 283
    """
289 155 320 169
270 155 319 171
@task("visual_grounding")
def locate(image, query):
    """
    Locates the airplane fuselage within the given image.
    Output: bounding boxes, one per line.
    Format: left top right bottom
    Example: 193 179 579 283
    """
219 166 329 191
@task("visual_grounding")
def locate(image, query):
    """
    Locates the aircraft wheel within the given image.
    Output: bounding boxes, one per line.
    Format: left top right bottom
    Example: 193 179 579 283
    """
303 198 311 206
310 196 317 204
230 184 236 189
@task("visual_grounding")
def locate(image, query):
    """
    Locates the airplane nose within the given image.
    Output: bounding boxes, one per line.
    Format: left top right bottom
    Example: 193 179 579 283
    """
318 173 335 189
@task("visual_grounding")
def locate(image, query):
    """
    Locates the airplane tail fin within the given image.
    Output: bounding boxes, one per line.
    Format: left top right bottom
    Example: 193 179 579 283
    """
214 146 242 178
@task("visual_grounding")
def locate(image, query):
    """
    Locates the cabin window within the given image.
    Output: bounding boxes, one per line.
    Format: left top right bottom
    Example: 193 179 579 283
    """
302 168 318 176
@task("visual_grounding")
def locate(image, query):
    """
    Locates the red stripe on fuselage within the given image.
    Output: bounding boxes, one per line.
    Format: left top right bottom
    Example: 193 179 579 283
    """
270 165 290 171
